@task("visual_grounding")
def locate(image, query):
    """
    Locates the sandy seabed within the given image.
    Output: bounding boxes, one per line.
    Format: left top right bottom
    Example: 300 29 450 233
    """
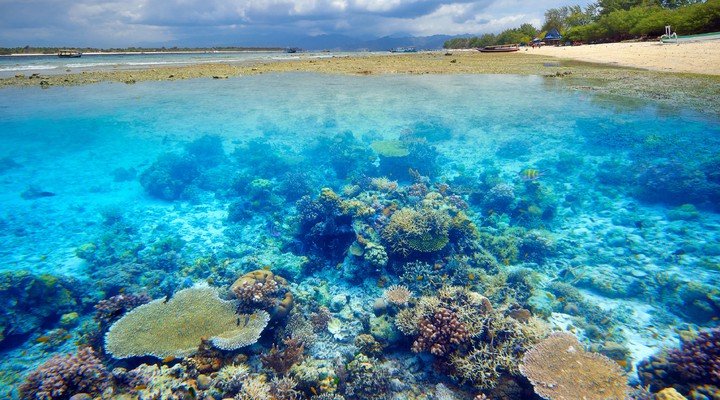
2 40 719 116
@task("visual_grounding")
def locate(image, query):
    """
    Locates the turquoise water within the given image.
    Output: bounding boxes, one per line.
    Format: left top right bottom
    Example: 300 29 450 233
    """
1 73 719 399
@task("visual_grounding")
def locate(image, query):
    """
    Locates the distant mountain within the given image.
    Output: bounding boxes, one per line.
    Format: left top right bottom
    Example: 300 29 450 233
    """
294 34 464 51
160 32 471 52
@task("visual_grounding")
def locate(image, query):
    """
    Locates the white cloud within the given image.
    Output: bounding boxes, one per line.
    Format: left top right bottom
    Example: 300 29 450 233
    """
0 0 593 47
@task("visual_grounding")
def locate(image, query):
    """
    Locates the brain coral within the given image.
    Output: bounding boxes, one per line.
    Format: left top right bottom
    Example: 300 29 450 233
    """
105 284 269 359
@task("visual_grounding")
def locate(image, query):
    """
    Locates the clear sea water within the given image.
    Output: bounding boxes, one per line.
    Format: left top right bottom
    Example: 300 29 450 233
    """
0 51 383 78
1 70 719 398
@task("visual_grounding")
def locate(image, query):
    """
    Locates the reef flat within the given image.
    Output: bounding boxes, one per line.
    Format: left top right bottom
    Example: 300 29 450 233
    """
2 49 720 117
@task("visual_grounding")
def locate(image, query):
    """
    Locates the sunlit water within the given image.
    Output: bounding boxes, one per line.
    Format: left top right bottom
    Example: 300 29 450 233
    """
0 72 718 398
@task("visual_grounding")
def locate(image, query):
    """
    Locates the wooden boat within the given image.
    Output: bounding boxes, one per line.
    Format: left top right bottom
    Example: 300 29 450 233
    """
57 50 82 58
478 44 519 53
660 31 720 44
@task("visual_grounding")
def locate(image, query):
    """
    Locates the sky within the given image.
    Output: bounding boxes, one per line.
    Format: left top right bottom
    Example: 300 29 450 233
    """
0 0 591 48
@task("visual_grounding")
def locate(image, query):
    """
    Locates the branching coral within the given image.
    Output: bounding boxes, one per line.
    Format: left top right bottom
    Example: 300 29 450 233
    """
18 347 112 400
383 284 412 307
519 331 630 400
260 337 306 376
105 284 269 359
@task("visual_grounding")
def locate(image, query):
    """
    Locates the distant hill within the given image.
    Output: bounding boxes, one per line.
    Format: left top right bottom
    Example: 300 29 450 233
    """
291 34 464 51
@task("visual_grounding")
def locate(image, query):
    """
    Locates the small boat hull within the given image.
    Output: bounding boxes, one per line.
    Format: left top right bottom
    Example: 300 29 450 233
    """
661 31 720 44
58 50 82 58
478 46 519 53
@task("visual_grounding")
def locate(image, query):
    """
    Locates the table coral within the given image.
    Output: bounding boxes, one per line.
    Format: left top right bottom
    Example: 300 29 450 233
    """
519 331 630 400
104 284 269 359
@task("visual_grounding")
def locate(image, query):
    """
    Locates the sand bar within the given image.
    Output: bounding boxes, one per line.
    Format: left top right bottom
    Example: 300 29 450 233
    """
1 41 719 116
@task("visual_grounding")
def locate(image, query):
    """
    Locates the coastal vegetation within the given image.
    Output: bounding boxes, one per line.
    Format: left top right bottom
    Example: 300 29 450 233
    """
444 0 720 48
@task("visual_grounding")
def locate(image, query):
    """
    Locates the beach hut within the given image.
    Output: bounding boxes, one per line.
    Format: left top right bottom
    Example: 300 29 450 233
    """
543 29 563 46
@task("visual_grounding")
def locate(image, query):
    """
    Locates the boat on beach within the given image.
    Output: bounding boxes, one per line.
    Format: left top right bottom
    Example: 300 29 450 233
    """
660 25 720 44
57 50 82 58
478 44 520 53
661 31 720 44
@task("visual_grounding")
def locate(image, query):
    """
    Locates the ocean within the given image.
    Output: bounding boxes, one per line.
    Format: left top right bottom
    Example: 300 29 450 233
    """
0 51 380 79
1 64 719 399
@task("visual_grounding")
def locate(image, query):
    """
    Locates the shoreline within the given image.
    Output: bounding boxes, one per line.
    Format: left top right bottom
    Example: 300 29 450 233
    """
1 42 718 116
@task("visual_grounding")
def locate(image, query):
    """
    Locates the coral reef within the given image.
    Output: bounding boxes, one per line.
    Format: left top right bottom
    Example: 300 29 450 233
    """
260 337 306 376
0 271 88 345
637 329 720 394
105 284 269 358
381 206 451 257
340 353 390 400
519 331 630 400
383 284 412 307
411 307 469 356
18 347 112 400
231 269 295 321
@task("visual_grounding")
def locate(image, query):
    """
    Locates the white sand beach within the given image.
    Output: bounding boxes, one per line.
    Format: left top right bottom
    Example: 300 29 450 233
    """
527 40 720 75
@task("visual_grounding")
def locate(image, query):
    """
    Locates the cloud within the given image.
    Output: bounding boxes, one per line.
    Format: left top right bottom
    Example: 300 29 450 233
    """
0 0 593 47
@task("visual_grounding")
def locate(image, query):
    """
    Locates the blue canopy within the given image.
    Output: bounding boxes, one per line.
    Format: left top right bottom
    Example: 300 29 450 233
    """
544 29 562 41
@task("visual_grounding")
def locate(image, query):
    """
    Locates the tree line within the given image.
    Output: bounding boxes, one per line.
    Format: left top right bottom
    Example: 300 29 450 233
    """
444 0 720 48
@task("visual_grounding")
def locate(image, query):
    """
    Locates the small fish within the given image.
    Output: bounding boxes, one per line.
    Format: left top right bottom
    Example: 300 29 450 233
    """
416 275 423 281
468 273 475 281
61 334 72 340
519 168 545 181
263 265 271 270
21 187 56 200
134 384 148 390
36 336 50 343
616 360 629 369
162 355 175 363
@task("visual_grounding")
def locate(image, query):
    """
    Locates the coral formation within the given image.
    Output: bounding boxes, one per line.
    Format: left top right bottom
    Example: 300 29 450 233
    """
105 284 269 358
637 328 720 394
18 347 112 400
383 284 412 307
231 269 295 321
411 307 469 356
260 337 306 376
519 331 630 400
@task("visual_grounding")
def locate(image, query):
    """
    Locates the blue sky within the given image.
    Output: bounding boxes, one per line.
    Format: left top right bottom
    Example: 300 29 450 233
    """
0 0 591 48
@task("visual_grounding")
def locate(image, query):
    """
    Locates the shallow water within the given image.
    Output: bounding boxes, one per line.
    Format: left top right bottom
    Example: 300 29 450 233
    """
1 73 719 399
0 51 383 78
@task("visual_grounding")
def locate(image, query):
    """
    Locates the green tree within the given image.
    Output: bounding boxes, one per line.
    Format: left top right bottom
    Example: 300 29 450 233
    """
597 0 655 15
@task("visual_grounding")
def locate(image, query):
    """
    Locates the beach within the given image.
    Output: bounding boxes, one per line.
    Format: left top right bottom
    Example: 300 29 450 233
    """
527 40 720 75
1 41 719 116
